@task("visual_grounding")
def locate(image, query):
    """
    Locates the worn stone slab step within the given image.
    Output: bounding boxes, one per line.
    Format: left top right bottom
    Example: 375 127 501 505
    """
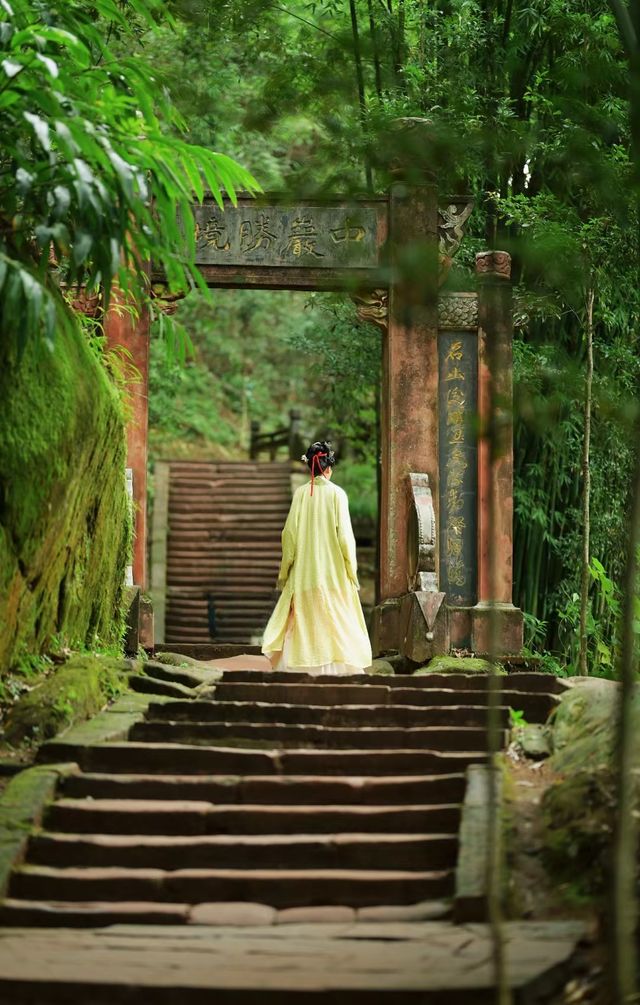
129 675 196 700
0 919 588 1002
220 671 566 694
0 898 192 927
39 741 486 777
129 721 504 751
10 865 453 907
0 898 452 930
61 772 467 805
147 701 508 729
44 799 461 836
157 644 263 659
28 831 458 871
209 683 557 722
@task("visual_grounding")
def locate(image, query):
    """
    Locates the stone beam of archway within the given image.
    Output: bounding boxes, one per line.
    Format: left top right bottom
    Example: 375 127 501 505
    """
150 195 474 294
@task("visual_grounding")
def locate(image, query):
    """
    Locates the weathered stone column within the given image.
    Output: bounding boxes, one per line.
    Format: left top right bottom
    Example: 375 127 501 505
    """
104 292 150 590
471 251 523 654
380 181 439 603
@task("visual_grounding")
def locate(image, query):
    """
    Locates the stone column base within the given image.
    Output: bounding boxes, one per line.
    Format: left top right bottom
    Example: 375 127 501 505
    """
470 602 524 657
372 593 449 662
371 598 402 657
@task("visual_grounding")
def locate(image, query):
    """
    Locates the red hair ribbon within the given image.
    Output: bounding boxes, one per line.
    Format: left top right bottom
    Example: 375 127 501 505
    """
310 452 328 496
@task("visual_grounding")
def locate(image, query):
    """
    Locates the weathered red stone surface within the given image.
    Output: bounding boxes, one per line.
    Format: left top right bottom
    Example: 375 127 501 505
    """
380 184 439 601
103 287 150 589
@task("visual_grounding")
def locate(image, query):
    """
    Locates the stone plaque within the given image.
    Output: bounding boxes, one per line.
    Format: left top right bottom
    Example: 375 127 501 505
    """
192 203 381 270
438 330 478 607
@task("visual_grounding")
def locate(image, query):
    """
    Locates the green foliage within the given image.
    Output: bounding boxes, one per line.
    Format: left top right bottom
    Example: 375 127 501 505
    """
0 319 131 671
332 462 377 523
149 288 322 460
148 286 381 521
556 557 621 676
0 0 258 354
509 708 529 728
3 653 130 746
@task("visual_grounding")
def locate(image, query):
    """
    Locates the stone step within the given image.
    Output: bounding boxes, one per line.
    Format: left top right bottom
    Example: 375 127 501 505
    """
10 865 453 907
39 741 486 776
129 675 196 700
156 644 263 659
210 682 557 722
129 721 503 751
146 700 508 729
61 772 467 805
0 898 192 927
220 670 565 694
28 831 457 871
44 799 461 836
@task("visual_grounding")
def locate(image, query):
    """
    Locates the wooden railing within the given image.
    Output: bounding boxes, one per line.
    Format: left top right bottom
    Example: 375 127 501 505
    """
250 409 304 461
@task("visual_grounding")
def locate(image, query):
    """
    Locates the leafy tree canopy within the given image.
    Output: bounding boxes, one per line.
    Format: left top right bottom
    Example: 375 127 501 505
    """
0 0 258 353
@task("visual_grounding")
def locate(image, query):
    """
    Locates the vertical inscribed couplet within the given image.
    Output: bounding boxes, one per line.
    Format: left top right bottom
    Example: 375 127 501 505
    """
438 331 478 607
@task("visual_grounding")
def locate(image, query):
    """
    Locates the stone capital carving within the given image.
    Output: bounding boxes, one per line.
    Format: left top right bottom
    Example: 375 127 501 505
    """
475 250 511 279
438 292 478 330
407 472 437 592
352 288 388 330
150 283 186 316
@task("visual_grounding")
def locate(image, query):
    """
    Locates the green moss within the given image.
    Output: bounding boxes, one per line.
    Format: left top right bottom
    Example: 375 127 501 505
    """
548 679 638 773
367 658 395 676
155 651 199 667
415 655 506 675
0 322 131 670
3 653 131 746
541 768 616 899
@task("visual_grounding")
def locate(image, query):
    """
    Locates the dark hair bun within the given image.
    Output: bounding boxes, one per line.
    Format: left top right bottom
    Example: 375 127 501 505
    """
302 440 336 472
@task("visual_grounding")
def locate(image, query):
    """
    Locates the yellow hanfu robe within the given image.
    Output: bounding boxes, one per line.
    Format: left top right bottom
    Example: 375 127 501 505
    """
262 475 372 675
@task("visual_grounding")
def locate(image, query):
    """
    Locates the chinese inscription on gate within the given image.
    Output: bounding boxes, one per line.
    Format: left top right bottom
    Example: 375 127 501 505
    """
192 204 380 269
438 331 478 606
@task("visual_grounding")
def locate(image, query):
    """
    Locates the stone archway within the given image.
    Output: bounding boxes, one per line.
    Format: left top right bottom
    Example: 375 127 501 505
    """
108 133 523 659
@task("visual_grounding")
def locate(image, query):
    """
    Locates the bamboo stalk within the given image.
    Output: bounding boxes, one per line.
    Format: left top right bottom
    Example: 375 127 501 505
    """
348 0 373 192
611 437 640 1003
578 287 595 676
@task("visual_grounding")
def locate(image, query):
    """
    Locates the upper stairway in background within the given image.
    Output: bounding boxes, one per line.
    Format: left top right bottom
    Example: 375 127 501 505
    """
154 461 292 646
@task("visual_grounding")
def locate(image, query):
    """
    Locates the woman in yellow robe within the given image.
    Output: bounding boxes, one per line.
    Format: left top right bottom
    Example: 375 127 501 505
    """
262 441 372 675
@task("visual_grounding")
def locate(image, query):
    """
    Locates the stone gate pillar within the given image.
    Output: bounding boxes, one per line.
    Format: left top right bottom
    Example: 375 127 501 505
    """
370 119 439 652
371 239 523 660
380 185 439 599
470 251 523 654
104 293 150 590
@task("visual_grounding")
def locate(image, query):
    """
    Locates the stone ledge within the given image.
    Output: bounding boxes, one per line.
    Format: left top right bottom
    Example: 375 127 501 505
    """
0 762 78 897
454 763 503 923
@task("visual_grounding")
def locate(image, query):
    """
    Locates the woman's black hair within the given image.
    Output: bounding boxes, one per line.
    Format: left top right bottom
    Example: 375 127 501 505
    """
301 440 336 472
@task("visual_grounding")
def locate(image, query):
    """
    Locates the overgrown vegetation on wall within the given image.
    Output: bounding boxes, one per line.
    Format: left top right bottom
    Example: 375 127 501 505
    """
0 323 131 673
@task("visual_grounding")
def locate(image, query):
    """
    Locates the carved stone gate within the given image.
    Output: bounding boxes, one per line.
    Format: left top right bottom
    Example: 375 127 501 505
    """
106 126 524 658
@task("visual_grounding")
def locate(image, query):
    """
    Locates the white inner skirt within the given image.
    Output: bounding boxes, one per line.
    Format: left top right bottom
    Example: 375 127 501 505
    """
270 626 365 677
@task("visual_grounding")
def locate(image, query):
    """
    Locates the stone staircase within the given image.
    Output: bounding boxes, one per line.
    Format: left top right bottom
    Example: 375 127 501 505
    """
164 461 292 645
0 668 564 926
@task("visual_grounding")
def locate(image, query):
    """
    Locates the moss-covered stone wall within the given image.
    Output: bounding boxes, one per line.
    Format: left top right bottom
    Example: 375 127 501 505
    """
0 323 131 671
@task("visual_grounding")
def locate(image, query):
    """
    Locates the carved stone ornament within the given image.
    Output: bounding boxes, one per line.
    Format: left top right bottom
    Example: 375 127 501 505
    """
407 472 437 592
475 250 511 279
437 200 474 285
438 201 474 259
353 288 389 330
150 283 186 316
438 292 478 330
